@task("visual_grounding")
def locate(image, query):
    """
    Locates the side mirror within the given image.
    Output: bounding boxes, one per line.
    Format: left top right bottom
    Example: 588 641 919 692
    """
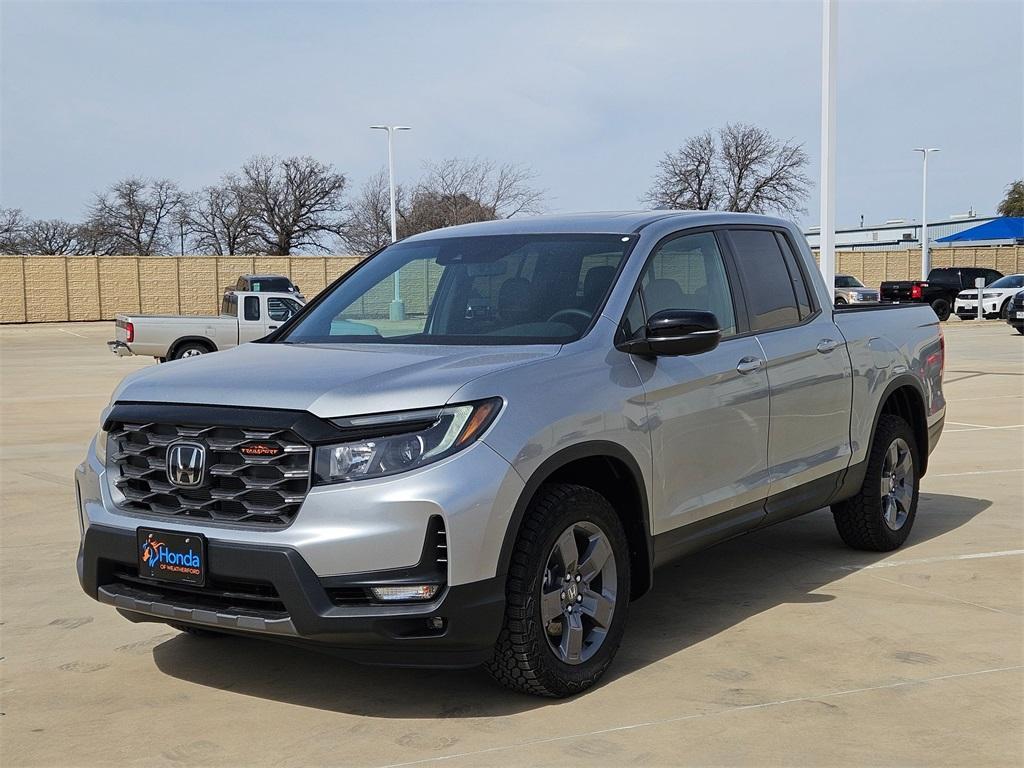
293 284 301 293
617 309 721 357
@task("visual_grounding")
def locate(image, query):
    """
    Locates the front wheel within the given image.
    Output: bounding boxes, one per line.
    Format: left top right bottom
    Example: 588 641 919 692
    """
834 296 848 306
931 298 951 321
486 483 630 697
1000 299 1011 320
832 414 920 551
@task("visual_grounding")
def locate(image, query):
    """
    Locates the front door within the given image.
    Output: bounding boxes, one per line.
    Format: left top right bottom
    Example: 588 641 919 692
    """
626 231 771 536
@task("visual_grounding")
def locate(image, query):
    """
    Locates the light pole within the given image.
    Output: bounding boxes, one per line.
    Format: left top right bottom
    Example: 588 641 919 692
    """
914 148 940 280
371 124 411 321
818 0 838 302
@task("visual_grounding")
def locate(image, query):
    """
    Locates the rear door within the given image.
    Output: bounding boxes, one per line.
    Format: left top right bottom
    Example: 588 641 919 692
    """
724 228 853 513
630 230 771 535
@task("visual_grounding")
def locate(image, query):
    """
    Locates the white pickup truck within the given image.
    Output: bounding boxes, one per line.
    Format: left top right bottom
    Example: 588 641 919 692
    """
107 291 304 361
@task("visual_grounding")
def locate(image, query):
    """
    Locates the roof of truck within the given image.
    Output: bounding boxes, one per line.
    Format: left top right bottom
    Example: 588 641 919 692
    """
402 210 794 241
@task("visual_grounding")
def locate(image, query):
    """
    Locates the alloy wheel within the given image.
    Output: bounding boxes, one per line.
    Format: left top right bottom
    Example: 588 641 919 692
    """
540 521 617 665
880 437 914 530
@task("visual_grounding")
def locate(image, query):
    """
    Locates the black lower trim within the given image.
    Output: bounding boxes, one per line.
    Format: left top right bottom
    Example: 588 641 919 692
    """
652 500 765 567
78 524 504 668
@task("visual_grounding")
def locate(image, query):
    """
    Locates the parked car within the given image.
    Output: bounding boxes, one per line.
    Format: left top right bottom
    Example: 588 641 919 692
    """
880 266 1003 320
78 212 945 697
228 274 305 302
834 274 879 305
953 274 1024 320
107 291 304 361
1006 289 1024 334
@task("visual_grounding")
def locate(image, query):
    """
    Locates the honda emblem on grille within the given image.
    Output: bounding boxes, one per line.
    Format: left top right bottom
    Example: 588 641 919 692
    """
167 442 206 488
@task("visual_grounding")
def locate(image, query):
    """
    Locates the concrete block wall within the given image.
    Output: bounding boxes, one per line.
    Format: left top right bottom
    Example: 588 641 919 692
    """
0 255 367 323
1 247 1022 324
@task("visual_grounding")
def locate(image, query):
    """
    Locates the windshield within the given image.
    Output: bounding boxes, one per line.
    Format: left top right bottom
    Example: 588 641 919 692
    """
835 275 863 288
989 275 1024 289
282 233 636 345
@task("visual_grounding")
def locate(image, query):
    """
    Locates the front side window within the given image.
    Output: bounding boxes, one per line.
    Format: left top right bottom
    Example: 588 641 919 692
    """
268 297 299 322
622 231 737 339
729 229 801 332
281 234 635 345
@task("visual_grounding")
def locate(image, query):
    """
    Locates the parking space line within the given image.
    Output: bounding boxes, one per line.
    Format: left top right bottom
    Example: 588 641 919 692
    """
944 425 1024 433
930 468 1023 477
56 328 87 339
839 550 1024 571
374 666 1024 768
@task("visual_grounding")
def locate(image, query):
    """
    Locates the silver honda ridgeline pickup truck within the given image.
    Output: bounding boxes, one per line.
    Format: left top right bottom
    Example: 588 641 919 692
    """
77 212 945 697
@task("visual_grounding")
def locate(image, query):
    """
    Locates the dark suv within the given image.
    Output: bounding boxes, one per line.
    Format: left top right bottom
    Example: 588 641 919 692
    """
880 267 1003 320
230 274 305 301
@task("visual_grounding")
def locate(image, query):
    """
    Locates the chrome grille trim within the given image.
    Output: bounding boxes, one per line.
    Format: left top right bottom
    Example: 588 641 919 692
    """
109 421 312 527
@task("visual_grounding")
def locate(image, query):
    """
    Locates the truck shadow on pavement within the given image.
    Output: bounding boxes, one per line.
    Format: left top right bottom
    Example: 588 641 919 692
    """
152 492 989 717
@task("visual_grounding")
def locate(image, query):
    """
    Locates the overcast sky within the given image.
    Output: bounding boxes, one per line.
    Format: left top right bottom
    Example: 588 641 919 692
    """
1 0 1021 231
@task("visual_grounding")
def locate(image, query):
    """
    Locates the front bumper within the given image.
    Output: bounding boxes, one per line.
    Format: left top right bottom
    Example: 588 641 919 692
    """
78 522 505 667
954 299 1001 318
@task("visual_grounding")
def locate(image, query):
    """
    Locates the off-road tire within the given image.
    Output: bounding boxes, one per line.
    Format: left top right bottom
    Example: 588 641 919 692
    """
931 298 951 321
486 483 630 697
832 414 920 551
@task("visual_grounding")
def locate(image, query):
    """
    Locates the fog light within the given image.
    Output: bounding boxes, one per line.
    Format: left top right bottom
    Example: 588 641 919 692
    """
369 584 440 602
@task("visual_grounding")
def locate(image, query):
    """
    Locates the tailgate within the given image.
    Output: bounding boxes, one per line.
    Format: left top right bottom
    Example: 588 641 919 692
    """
879 281 917 302
113 316 131 343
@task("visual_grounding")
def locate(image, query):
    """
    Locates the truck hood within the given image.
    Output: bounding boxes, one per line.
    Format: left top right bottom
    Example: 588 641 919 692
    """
111 342 560 417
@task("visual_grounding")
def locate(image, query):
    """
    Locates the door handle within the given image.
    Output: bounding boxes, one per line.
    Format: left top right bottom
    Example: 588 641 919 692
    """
268 325 278 330
816 338 840 354
736 356 764 375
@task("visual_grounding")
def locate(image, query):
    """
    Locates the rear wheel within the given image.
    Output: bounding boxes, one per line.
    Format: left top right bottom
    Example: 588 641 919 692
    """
486 483 630 697
832 414 920 551
930 298 951 321
171 342 210 360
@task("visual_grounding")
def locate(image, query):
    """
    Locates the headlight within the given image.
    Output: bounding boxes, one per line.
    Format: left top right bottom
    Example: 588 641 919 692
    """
981 292 1000 299
94 429 108 465
314 398 502 484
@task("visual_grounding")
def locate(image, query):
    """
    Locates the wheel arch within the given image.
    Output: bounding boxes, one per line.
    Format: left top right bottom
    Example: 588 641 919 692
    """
168 336 217 359
870 375 930 477
497 442 653 601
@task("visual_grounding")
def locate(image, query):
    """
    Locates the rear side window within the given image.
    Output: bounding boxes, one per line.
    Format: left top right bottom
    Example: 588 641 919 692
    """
774 233 814 318
221 293 237 316
243 296 260 321
728 229 801 332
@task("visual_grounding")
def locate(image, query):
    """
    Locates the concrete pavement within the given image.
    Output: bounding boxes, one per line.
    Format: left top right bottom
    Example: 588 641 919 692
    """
1 319 1021 767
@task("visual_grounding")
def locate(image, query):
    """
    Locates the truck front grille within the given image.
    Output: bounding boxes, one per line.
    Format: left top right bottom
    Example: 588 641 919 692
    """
109 421 312 527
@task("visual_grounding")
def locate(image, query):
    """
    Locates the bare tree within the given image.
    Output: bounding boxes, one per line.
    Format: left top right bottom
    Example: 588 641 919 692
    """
396 157 544 237
342 168 395 255
642 131 718 210
0 208 27 253
21 219 85 254
644 123 810 217
186 174 262 255
86 178 186 255
241 155 348 255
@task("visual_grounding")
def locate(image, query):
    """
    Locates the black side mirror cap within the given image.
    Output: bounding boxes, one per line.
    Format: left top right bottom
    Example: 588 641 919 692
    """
616 309 722 357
